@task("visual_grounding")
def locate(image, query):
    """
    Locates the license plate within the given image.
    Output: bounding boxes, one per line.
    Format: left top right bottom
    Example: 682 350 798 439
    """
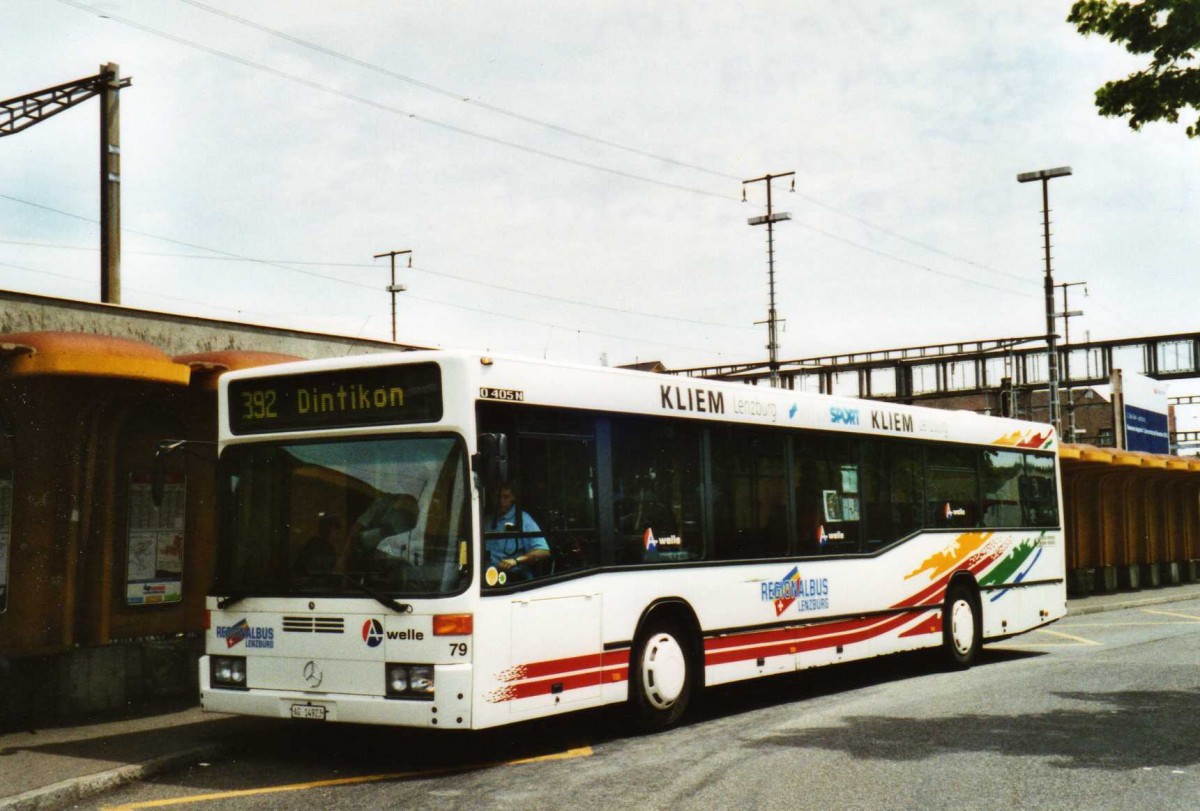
290 703 327 721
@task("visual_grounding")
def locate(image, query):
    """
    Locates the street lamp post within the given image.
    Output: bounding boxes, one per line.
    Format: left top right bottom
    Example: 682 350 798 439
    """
1017 166 1072 437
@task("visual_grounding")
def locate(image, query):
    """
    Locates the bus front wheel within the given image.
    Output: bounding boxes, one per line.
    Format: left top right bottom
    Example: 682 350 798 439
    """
630 618 694 731
941 583 981 669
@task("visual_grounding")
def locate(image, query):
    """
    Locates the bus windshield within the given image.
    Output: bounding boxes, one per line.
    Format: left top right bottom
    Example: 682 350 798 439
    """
216 435 472 598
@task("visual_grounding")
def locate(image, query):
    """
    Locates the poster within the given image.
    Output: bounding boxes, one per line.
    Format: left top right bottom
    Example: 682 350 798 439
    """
0 468 11 614
126 472 186 605
822 490 842 522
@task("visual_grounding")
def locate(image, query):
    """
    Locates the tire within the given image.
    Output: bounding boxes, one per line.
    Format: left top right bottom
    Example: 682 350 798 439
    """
630 617 695 732
941 582 982 669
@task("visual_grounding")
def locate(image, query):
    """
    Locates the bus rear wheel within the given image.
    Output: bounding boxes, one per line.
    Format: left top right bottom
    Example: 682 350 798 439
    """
941 583 981 669
630 618 695 731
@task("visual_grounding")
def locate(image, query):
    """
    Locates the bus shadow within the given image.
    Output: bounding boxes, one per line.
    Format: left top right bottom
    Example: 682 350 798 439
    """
746 687 1200 771
171 651 938 781
689 647 1042 725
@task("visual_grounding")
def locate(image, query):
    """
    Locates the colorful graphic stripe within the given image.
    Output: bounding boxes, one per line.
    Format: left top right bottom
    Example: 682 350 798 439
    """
702 541 1006 668
993 429 1055 450
487 531 1047 703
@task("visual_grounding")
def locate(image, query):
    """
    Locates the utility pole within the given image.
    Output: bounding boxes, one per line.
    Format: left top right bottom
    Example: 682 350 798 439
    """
373 249 411 342
743 171 794 388
1016 166 1072 436
99 63 124 304
1 64 132 304
1056 280 1086 443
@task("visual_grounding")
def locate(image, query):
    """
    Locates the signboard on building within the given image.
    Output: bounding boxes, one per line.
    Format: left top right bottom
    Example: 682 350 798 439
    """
1115 369 1170 454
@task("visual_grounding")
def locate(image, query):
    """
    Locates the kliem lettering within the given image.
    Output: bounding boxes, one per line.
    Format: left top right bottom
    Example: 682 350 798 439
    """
871 410 914 433
660 385 725 415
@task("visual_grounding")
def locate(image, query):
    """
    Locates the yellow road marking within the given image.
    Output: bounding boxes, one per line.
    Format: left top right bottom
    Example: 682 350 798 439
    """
1066 621 1200 627
101 746 593 810
995 628 1101 648
1140 608 1200 621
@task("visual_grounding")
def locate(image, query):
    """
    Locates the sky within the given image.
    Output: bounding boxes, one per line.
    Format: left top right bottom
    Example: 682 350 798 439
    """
1 2 1196 387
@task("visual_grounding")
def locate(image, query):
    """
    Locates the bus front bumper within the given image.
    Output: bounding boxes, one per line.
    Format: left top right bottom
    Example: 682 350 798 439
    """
200 658 473 729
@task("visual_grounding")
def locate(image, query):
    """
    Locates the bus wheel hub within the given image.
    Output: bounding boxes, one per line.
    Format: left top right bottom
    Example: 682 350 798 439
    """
641 632 686 708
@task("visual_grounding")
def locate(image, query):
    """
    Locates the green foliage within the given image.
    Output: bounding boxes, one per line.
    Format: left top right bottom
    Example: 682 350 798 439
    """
1068 0 1200 138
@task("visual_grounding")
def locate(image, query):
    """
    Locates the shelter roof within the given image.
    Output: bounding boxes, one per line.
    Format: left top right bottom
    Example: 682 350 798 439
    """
0 330 189 385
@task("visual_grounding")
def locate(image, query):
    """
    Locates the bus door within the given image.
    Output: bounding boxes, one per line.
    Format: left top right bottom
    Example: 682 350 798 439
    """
477 402 605 714
508 591 603 713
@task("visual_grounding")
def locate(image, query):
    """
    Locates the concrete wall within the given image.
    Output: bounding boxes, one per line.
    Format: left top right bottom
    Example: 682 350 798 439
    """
0 290 424 359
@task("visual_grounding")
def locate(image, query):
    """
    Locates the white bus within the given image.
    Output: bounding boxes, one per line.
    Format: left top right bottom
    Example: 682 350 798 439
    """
194 350 1065 731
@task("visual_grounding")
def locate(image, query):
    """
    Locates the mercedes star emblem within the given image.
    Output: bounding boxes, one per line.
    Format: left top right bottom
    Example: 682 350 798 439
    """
302 660 324 688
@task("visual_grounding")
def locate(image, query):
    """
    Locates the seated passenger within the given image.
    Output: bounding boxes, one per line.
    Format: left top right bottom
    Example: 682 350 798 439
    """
342 491 419 569
483 483 549 582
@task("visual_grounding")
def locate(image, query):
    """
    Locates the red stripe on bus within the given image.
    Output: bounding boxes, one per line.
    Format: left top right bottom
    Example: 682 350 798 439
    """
898 611 941 638
495 665 630 702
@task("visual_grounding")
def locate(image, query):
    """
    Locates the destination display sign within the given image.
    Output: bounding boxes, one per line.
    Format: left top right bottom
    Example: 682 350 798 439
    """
228 362 442 435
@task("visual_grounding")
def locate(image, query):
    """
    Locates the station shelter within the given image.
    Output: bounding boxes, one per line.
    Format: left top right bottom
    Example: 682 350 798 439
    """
1060 443 1200 595
0 331 299 724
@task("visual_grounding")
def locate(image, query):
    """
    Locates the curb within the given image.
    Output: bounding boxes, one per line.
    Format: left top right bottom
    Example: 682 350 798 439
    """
1067 586 1200 617
0 742 233 811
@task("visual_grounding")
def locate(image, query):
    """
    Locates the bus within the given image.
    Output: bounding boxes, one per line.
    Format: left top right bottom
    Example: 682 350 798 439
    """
193 350 1065 731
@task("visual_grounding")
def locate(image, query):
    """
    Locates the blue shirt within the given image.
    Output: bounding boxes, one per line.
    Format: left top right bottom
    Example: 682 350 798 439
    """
484 504 549 566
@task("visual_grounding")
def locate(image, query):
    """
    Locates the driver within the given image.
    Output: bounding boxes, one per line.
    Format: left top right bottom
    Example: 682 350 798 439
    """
483 483 549 581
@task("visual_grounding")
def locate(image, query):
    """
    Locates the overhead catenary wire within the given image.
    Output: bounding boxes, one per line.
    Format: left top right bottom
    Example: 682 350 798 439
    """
0 216 755 331
54 0 734 203
15 1 1079 364
174 0 1030 287
174 0 741 184
61 0 1042 294
0 196 748 356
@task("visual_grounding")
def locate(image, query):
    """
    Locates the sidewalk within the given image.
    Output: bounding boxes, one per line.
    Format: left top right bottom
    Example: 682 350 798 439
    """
3 582 1200 811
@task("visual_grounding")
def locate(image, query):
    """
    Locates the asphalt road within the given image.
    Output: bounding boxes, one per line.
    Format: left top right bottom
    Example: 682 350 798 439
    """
97 595 1200 810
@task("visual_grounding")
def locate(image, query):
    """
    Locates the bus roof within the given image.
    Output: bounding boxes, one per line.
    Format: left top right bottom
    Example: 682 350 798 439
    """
218 348 1057 451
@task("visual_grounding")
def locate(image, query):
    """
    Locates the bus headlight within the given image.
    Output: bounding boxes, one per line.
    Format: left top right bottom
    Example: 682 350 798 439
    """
409 665 434 695
385 663 434 700
387 664 409 694
211 656 247 690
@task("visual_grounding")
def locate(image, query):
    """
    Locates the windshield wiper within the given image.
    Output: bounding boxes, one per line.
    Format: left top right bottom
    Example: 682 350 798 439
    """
337 573 413 614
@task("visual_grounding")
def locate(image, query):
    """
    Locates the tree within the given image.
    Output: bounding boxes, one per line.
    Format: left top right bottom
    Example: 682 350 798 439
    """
1068 0 1200 138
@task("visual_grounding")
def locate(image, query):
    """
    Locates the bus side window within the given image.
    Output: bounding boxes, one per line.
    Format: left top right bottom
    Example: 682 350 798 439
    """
861 440 892 549
981 449 1023 528
517 435 598 575
1022 453 1058 527
610 416 703 565
710 428 788 561
794 434 861 555
926 445 979 528
478 402 599 581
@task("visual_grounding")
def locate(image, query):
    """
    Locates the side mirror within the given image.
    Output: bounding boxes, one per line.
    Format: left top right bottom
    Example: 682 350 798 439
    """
152 439 187 506
472 433 508 490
